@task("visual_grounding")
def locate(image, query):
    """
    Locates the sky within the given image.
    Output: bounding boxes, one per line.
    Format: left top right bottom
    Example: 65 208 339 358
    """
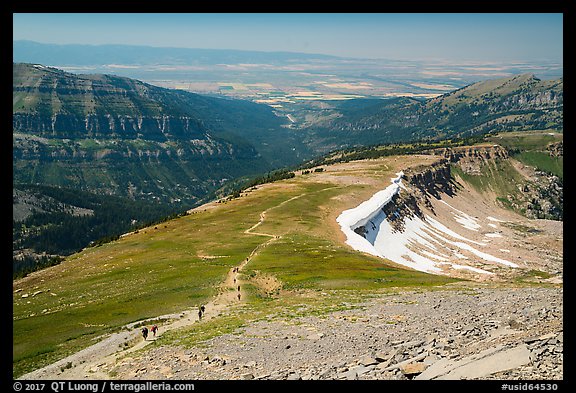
12 13 563 63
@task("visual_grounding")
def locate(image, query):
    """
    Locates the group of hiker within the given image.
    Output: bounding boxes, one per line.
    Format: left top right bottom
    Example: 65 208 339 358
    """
139 265 245 341
139 303 205 341
233 267 241 300
140 324 158 341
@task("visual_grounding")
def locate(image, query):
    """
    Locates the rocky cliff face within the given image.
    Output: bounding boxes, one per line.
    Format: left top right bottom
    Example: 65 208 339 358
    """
547 141 563 157
403 159 454 195
12 63 214 141
522 174 563 220
353 141 562 230
12 63 288 205
380 191 424 233
13 132 247 162
400 159 455 215
13 113 208 141
500 89 561 110
433 145 509 175
354 159 453 235
305 74 563 149
426 144 562 221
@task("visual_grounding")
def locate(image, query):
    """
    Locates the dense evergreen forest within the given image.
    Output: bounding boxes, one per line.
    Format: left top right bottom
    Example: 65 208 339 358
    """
13 184 185 278
299 133 492 169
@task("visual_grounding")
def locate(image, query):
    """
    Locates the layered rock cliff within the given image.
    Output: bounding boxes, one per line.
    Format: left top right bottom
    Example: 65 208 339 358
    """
433 145 509 175
12 63 299 205
403 159 455 196
13 113 208 141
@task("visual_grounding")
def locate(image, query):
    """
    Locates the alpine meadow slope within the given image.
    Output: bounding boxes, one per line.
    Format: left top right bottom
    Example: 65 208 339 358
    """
14 140 562 379
12 62 312 275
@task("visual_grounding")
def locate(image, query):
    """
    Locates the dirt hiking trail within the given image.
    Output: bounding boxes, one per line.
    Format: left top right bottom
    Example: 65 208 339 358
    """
18 190 320 380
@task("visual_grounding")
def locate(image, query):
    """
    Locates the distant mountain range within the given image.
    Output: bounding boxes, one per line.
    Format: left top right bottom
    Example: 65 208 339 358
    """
13 61 563 202
14 61 563 199
303 73 563 152
13 40 340 66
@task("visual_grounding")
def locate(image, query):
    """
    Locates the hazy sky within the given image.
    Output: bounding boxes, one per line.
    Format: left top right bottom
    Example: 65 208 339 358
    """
13 13 563 62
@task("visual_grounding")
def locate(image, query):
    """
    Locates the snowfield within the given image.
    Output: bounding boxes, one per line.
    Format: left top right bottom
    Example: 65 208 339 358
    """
336 172 518 276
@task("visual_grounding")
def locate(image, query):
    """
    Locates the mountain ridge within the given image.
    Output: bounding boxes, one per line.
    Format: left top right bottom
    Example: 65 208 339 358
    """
13 40 343 67
13 62 310 205
13 149 563 379
304 73 563 152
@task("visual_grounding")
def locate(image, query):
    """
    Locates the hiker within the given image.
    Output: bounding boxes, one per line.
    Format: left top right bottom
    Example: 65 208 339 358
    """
151 324 158 337
198 308 203 320
237 285 240 292
237 293 241 301
141 326 149 341
233 278 236 284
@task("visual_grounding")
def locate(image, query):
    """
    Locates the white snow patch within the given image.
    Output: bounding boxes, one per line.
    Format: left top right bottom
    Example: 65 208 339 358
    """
336 172 404 257
439 200 481 231
420 249 450 261
487 216 506 222
425 215 486 246
499 249 511 253
373 216 445 273
488 223 498 229
414 249 447 262
336 173 519 276
424 224 517 267
454 214 481 231
455 242 517 267
485 233 503 238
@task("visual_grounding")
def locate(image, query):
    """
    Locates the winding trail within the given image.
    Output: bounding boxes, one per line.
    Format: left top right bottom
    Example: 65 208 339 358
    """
244 193 306 237
18 188 336 380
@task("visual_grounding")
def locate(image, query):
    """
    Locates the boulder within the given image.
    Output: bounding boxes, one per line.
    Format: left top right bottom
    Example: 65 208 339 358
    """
416 344 532 380
401 362 428 377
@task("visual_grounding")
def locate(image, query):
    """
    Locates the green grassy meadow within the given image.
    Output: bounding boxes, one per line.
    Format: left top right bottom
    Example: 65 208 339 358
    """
13 157 458 377
487 131 563 179
451 159 526 196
